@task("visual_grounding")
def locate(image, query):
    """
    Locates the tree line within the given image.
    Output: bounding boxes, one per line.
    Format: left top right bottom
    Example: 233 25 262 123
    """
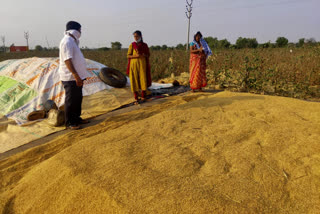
151 37 319 50
97 37 319 51
3 36 317 53
106 37 318 51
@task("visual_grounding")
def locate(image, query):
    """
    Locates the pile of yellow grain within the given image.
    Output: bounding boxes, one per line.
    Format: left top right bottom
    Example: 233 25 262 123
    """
1 91 319 213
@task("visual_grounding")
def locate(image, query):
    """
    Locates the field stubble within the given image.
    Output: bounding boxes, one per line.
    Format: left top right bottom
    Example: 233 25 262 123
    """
0 47 319 100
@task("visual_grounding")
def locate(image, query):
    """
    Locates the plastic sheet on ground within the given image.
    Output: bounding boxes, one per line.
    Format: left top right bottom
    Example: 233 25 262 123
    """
0 57 119 124
0 57 172 154
0 88 136 153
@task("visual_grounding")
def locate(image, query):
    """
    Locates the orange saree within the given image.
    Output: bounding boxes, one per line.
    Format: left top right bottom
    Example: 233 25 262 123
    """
189 46 207 90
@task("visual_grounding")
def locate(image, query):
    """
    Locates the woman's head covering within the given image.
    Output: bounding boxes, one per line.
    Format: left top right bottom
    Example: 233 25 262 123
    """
194 31 203 41
191 31 212 58
66 21 81 32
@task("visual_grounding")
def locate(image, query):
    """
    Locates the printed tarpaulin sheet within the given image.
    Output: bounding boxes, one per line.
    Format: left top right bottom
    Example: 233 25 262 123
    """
0 57 174 154
0 57 115 124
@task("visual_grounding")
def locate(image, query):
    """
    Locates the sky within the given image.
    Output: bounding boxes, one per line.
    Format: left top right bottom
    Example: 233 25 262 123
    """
0 0 319 48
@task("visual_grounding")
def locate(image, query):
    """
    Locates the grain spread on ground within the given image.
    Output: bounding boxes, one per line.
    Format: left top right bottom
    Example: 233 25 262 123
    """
1 91 319 213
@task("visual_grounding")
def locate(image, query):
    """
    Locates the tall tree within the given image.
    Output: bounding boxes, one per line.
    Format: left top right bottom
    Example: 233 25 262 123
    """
176 44 186 50
276 37 288 47
297 38 305 47
247 38 258 48
306 38 317 46
218 39 231 49
111 41 122 50
236 37 248 49
35 45 43 51
236 37 258 49
204 37 218 49
161 45 168 50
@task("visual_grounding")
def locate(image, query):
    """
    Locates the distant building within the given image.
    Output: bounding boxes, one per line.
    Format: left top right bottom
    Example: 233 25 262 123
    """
10 44 29 52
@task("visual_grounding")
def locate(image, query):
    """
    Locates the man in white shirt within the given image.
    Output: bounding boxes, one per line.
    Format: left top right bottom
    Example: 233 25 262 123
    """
59 21 90 130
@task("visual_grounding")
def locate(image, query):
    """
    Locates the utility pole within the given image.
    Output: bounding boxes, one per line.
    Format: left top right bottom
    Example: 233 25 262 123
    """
1 36 5 52
45 36 50 49
24 31 29 50
185 0 193 51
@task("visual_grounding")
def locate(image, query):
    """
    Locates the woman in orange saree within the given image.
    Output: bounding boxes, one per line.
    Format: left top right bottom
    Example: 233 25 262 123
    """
189 31 212 92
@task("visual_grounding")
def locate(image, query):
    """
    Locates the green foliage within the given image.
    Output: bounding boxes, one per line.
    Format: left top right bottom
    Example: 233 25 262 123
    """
218 39 231 49
210 48 320 99
297 38 305 48
111 41 122 50
150 46 161 51
34 45 43 51
51 47 59 51
203 37 231 49
306 38 317 46
236 37 247 49
161 45 168 50
175 44 186 50
97 47 110 51
204 37 218 49
236 37 258 49
0 46 8 52
259 41 272 49
150 45 174 51
276 37 289 47
1 48 319 99
248 38 258 48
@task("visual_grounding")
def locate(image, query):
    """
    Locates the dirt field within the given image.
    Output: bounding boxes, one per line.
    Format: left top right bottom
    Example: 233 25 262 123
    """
0 91 319 213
